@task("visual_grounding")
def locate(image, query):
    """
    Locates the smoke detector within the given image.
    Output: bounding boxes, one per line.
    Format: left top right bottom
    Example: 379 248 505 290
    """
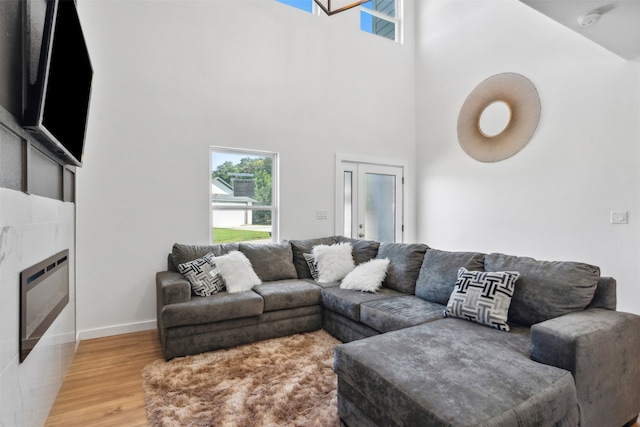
577 13 602 27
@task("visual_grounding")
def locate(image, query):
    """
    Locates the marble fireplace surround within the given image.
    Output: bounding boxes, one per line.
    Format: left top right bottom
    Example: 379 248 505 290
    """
0 188 77 427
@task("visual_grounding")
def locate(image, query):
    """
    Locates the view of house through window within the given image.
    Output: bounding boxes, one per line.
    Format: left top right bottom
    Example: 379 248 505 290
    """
275 0 401 42
360 0 398 41
211 148 278 244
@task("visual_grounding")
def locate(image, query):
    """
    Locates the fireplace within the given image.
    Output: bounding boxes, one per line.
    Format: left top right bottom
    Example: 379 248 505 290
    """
20 249 70 363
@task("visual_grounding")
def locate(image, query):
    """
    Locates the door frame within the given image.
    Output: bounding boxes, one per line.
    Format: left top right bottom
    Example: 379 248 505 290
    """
335 152 408 243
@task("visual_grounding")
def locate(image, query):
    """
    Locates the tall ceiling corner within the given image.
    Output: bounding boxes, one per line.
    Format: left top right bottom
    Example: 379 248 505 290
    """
519 0 640 60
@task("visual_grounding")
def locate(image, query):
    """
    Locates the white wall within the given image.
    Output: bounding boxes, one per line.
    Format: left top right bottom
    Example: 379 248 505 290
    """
415 0 640 314
75 0 416 337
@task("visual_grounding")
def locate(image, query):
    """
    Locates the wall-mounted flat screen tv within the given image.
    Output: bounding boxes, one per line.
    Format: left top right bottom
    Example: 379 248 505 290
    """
24 0 93 167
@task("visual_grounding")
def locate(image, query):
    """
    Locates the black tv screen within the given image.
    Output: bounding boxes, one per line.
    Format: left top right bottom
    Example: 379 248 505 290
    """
24 0 93 167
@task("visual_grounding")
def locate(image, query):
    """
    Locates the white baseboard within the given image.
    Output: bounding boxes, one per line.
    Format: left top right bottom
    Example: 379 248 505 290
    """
78 320 156 341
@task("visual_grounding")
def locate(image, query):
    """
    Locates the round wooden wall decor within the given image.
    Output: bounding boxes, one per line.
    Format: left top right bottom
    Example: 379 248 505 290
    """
457 73 541 162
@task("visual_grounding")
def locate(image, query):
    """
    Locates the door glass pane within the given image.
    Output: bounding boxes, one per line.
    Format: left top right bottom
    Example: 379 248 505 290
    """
365 173 395 242
343 171 353 237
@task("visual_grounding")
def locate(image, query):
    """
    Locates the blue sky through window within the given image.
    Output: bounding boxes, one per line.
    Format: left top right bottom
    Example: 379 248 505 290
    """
361 11 373 32
276 0 313 13
211 152 262 171
275 0 397 42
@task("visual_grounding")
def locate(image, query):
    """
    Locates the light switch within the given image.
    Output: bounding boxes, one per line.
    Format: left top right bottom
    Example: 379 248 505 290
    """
316 210 328 220
610 211 628 224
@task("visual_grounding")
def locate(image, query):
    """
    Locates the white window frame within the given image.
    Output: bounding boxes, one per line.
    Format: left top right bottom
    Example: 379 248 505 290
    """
210 146 279 244
360 0 403 44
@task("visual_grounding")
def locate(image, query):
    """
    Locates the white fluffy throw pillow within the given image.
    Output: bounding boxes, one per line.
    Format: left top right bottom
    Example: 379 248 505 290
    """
340 258 390 293
214 251 261 293
312 242 355 282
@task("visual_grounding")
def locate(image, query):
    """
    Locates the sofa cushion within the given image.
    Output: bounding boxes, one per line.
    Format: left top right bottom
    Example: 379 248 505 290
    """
415 249 485 305
334 319 578 427
360 295 445 333
375 243 429 294
320 287 404 322
239 242 297 282
484 253 600 326
312 242 355 282
444 268 519 332
171 242 239 269
340 258 390 293
214 251 261 293
321 308 380 343
311 279 341 289
252 279 322 311
162 290 264 328
176 252 225 296
290 236 339 279
337 236 380 265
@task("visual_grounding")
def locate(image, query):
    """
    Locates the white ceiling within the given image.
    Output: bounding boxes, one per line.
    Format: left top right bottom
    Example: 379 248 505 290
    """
519 0 640 60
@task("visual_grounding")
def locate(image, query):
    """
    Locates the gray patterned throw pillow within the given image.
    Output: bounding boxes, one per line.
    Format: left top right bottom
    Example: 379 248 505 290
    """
178 252 225 296
303 253 320 281
444 267 519 332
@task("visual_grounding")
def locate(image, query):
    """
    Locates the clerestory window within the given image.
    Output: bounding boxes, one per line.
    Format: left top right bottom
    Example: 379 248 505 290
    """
275 0 402 43
276 0 314 13
360 0 400 42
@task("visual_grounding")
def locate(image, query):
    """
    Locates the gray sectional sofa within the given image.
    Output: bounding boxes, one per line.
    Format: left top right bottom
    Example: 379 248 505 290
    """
155 236 640 427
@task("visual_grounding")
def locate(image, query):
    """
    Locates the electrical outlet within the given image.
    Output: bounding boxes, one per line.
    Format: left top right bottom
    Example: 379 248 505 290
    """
610 211 628 224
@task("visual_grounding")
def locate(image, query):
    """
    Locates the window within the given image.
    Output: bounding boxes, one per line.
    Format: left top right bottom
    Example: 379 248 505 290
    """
275 0 313 13
210 147 278 244
360 0 400 42
275 0 402 43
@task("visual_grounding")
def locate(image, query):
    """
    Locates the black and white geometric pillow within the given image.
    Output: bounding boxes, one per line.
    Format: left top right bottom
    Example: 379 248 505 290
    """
444 267 519 332
178 252 226 297
303 253 320 281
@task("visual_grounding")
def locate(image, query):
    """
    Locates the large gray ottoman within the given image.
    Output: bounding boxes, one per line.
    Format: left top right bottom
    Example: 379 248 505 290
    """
334 318 580 426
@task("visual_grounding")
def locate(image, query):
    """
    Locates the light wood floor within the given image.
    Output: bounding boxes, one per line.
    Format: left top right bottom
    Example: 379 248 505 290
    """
46 330 640 427
45 329 163 427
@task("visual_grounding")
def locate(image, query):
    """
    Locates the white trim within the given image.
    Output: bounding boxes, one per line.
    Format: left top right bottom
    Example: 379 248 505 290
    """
336 152 408 168
396 0 403 44
78 320 156 341
212 205 275 211
361 6 395 22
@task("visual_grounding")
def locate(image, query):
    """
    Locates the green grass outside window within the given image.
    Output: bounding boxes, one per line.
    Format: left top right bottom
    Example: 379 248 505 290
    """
212 228 271 243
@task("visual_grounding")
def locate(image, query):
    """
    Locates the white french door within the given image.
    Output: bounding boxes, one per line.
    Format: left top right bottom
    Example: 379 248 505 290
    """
337 160 404 243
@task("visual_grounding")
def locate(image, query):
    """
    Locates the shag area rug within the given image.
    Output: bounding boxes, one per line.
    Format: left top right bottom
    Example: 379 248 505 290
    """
142 330 342 427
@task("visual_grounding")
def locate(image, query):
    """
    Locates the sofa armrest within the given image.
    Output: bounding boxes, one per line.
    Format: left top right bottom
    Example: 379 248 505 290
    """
586 276 616 310
156 271 191 306
531 309 640 427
